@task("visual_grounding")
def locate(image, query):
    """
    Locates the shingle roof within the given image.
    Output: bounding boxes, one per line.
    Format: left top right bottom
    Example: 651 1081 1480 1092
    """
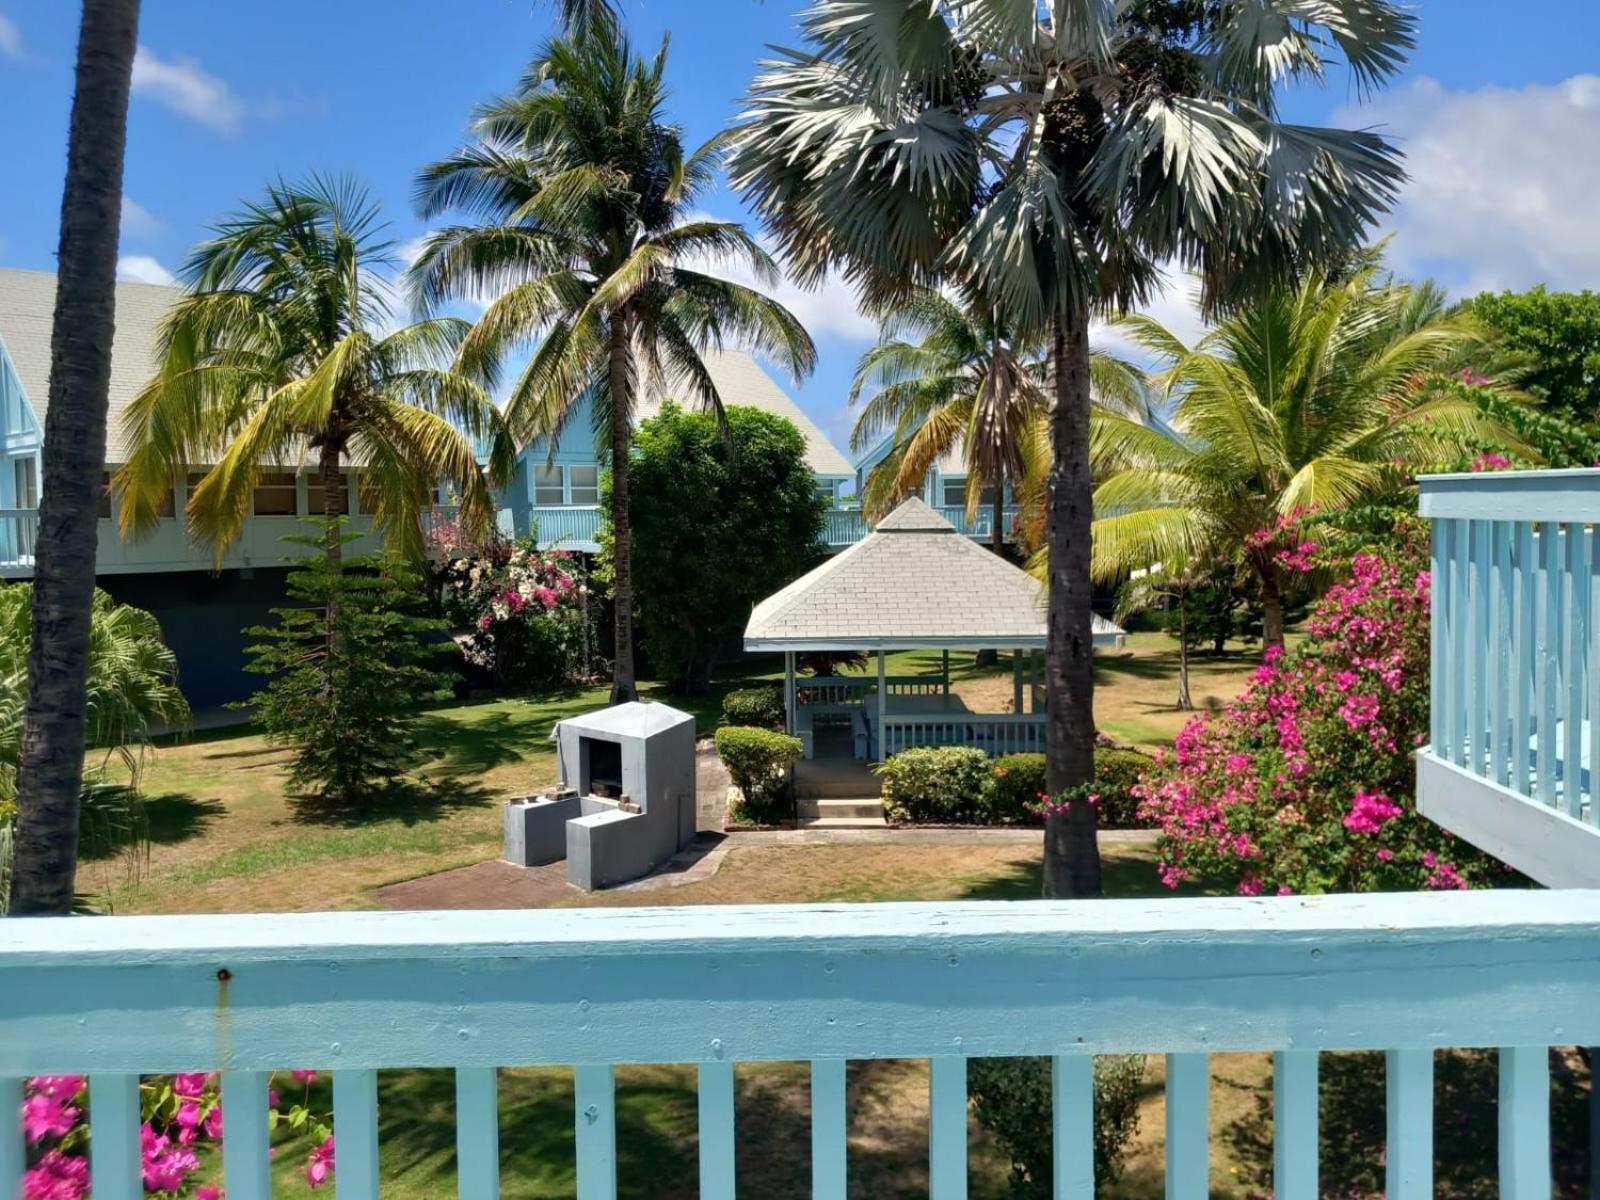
636 349 854 477
0 267 181 463
745 497 1125 650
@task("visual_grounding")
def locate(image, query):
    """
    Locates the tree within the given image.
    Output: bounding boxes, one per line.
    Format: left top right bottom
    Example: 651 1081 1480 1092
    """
240 523 455 806
114 178 506 576
605 402 826 692
850 289 1146 552
411 32 815 705
731 0 1416 897
9 0 143 916
1468 286 1600 428
1092 265 1509 651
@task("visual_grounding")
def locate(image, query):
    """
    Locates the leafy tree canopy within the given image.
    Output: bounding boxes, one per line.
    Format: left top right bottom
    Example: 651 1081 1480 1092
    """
1467 286 1600 428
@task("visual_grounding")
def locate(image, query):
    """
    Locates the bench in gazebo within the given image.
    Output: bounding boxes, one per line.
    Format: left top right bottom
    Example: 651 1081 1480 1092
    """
744 498 1125 761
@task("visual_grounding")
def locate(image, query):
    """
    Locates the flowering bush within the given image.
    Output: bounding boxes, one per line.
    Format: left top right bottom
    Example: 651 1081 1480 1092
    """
23 1071 334 1200
1135 519 1504 895
437 539 592 688
876 747 992 824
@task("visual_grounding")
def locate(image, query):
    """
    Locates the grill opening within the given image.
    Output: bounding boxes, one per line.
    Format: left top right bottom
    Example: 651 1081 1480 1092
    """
582 736 623 799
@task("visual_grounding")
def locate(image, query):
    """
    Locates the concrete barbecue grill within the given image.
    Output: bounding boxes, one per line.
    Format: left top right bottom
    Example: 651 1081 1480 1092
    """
503 701 697 890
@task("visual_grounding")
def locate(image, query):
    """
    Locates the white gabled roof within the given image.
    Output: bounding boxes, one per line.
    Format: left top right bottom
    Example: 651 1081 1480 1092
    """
745 497 1124 651
636 348 854 478
0 267 180 463
556 700 693 739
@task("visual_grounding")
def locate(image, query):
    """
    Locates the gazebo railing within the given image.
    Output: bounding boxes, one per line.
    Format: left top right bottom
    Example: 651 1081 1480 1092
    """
798 674 949 706
881 712 1045 757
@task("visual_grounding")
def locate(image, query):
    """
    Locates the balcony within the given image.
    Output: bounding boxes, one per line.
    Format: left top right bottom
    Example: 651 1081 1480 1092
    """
0 507 34 576
2 892 1596 1197
824 505 1022 547
1417 469 1599 886
530 505 603 553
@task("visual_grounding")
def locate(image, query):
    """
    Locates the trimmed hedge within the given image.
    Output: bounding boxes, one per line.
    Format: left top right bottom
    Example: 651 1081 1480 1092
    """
877 745 1157 827
986 753 1047 824
1093 747 1156 829
876 746 992 823
714 725 802 824
721 686 786 731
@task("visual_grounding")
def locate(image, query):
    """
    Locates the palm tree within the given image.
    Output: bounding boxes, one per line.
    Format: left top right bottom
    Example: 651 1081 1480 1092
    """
114 179 507 576
9 0 143 916
731 0 1415 897
411 33 815 704
1092 266 1509 651
851 289 1148 552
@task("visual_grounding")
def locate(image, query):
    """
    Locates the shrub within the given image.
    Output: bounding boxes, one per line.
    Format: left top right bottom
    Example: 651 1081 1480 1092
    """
1135 519 1503 895
1093 748 1155 829
876 746 992 823
436 538 592 689
721 686 786 730
985 753 1046 824
968 1055 1147 1197
715 726 803 824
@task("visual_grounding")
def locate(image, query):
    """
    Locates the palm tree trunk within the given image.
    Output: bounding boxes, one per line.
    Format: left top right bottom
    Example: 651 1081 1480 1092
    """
8 0 142 916
1176 597 1193 711
1259 565 1286 655
1042 302 1102 899
608 316 638 705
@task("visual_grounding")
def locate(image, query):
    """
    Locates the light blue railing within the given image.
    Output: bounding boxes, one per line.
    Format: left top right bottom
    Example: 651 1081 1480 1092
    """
531 506 602 550
1418 469 1600 887
821 505 1021 546
822 508 868 545
880 712 1046 757
0 508 35 575
2 894 1595 1198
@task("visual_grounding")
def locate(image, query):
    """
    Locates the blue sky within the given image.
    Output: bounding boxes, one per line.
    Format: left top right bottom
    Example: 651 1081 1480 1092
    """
3 0 1599 457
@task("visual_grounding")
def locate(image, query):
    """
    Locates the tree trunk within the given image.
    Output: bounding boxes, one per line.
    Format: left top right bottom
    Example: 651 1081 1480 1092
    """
1042 303 1102 899
607 315 638 704
1176 598 1193 711
8 0 142 916
1259 564 1286 655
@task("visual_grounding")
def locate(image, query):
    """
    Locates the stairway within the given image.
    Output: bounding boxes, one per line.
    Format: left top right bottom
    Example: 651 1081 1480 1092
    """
793 740 886 828
795 796 887 828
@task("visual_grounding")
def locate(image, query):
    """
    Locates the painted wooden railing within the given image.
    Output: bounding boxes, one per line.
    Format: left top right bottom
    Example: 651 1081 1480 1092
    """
881 712 1046 757
1417 469 1600 887
799 674 949 706
0 507 36 574
3 894 1596 1198
530 505 603 551
820 506 1022 547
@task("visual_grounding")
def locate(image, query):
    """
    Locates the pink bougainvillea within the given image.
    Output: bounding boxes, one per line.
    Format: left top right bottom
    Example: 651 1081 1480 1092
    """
1135 519 1506 896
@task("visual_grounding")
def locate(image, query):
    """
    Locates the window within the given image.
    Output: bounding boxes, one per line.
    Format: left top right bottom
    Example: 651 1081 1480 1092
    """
13 457 37 508
533 465 565 506
941 478 965 509
253 472 299 516
97 471 113 519
568 465 599 506
306 473 349 516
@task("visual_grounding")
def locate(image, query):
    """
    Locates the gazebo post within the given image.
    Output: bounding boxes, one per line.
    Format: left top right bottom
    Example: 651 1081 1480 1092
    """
1012 650 1024 715
877 649 887 759
1030 650 1041 712
941 649 950 695
784 651 796 735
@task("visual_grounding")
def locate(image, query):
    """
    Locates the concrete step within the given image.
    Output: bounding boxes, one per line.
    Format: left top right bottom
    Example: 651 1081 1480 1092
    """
794 776 884 800
798 815 888 830
798 798 886 822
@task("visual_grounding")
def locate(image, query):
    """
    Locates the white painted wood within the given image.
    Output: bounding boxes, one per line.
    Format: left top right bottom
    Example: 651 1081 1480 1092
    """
333 1069 380 1200
697 1061 736 1200
1515 521 1536 796
1164 1053 1208 1200
1498 1046 1550 1199
89 1074 142 1200
1563 524 1588 819
454 1067 499 1200
222 1071 273 1200
1051 1056 1094 1200
1449 519 1469 764
1272 1051 1317 1200
1385 1049 1432 1200
574 1065 616 1200
1491 522 1513 786
928 1057 966 1200
1417 751 1600 887
809 1060 847 1200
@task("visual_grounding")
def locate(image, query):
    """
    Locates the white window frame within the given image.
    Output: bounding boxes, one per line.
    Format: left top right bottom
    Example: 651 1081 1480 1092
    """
532 464 565 506
568 465 599 506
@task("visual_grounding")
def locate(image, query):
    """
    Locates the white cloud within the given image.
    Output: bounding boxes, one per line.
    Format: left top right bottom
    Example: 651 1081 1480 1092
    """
117 256 176 286
1339 74 1600 296
131 45 245 135
0 13 22 59
120 196 163 242
1092 268 1209 366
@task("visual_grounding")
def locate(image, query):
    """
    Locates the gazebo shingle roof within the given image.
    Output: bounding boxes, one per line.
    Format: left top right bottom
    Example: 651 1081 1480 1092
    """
745 498 1125 651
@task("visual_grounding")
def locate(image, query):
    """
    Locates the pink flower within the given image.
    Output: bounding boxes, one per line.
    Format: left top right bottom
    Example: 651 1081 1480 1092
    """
196 1187 222 1200
307 1136 336 1188
203 1103 223 1139
23 1149 89 1200
173 1073 211 1099
1343 789 1402 835
291 1069 319 1084
23 1093 79 1142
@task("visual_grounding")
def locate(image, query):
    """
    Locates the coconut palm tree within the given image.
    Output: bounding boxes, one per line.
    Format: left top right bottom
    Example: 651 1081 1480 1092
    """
1091 266 1509 651
114 178 507 574
851 289 1149 552
731 0 1415 897
411 32 815 704
9 0 143 916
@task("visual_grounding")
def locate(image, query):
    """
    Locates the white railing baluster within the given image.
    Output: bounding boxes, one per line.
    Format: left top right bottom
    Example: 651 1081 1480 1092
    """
454 1067 499 1200
1563 525 1588 819
1515 521 1536 797
809 1060 847 1200
1498 1046 1550 1199
1469 520 1489 773
332 1069 380 1200
1448 519 1469 763
574 1065 616 1200
222 1071 272 1200
89 1073 142 1200
1536 523 1559 806
2 1076 23 1200
1384 1049 1432 1200
1164 1053 1208 1200
1491 522 1512 785
1272 1051 1317 1200
1590 532 1599 826
1051 1056 1094 1200
1429 520 1445 751
696 1061 735 1200
928 1057 966 1200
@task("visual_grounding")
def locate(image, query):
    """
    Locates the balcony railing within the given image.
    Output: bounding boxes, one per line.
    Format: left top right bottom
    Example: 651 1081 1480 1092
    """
3 892 1597 1197
822 505 1021 547
0 507 36 575
530 505 603 552
1418 469 1599 886
527 505 1023 552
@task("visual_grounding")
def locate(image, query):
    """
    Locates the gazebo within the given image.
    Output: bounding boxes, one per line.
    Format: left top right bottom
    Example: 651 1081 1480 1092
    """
744 498 1125 761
